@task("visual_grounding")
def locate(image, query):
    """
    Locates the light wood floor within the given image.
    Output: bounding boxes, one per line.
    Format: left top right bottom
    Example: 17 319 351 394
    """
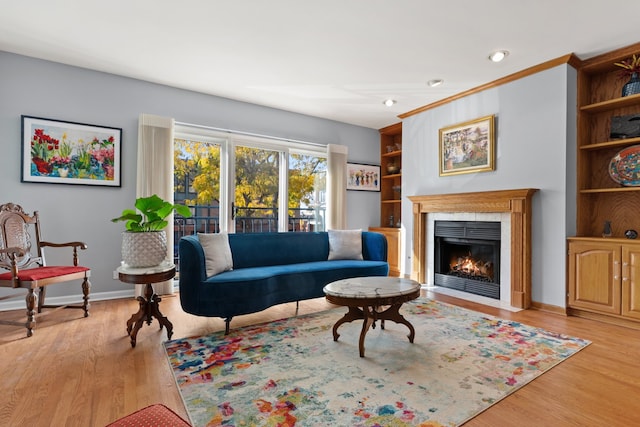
0 290 639 426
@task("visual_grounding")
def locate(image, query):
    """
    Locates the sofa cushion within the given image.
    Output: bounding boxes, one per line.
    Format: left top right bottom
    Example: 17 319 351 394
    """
198 233 233 277
328 229 363 260
205 260 388 284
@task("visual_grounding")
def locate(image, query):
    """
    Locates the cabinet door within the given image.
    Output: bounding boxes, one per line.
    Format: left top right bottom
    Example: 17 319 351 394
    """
385 230 400 277
622 245 640 319
568 241 621 314
368 227 401 277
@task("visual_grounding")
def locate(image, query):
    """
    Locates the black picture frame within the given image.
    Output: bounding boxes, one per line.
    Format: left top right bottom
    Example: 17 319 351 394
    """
346 162 380 191
21 115 122 187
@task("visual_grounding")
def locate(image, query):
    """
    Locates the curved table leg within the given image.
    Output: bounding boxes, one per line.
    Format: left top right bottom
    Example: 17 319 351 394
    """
126 296 146 337
332 306 364 341
129 314 146 348
359 307 375 357
378 303 415 343
149 294 173 340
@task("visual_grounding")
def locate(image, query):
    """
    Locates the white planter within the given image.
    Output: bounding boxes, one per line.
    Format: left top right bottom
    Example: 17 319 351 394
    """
121 231 167 268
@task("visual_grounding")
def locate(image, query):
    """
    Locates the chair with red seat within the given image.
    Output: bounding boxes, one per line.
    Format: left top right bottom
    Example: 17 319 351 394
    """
0 203 90 336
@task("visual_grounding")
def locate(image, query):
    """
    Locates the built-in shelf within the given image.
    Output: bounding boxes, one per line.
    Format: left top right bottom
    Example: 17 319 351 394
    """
575 42 640 238
372 122 403 277
382 173 401 179
580 187 640 194
382 150 402 157
580 136 640 150
569 42 640 327
580 92 640 113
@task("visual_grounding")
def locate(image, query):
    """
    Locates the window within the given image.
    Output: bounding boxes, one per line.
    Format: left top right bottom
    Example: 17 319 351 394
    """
173 125 326 240
288 150 326 232
174 135 224 239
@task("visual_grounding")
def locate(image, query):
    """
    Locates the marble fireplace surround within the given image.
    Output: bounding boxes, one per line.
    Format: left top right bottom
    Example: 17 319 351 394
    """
409 188 538 309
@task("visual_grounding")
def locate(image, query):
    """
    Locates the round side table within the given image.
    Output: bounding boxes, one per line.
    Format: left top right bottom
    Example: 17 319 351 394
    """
117 262 176 348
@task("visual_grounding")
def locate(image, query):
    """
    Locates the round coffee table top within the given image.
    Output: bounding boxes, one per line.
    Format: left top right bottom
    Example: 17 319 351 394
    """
323 276 420 299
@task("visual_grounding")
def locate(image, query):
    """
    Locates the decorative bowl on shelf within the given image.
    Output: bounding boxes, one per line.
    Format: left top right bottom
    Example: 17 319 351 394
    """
386 163 399 174
609 144 640 186
392 185 401 199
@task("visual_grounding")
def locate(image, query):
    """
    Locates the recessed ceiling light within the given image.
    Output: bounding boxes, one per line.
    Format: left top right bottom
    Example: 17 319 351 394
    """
427 79 444 87
489 50 509 62
383 99 396 107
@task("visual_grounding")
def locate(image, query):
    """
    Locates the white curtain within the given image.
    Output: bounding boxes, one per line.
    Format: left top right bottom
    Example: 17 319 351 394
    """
136 113 175 295
326 144 348 230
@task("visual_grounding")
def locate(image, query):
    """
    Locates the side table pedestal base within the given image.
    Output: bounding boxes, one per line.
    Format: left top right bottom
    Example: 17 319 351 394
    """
126 283 173 348
117 263 176 348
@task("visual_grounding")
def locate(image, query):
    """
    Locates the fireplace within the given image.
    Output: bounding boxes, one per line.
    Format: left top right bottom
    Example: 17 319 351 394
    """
408 188 538 309
434 220 500 299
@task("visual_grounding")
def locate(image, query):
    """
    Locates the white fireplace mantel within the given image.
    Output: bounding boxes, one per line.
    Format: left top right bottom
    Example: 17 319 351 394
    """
408 188 538 309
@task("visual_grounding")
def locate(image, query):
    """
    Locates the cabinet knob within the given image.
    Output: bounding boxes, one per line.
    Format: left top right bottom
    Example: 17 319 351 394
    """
623 262 629 266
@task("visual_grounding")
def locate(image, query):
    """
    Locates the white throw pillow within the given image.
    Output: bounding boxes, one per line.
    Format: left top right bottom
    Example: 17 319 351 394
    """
328 229 363 260
198 233 233 277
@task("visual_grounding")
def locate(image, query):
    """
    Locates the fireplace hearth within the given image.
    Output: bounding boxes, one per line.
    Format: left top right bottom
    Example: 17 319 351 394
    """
434 221 501 299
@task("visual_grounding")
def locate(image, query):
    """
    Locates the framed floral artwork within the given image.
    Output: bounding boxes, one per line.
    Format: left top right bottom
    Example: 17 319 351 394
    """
346 162 380 191
439 114 496 176
21 115 122 186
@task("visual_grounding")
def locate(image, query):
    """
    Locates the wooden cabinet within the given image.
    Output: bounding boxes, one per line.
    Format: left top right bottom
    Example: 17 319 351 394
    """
568 238 640 323
568 239 621 314
369 227 402 277
568 43 640 326
621 244 640 320
369 122 403 277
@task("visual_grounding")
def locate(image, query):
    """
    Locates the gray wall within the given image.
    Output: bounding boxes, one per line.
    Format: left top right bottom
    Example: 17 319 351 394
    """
0 52 381 308
401 65 577 307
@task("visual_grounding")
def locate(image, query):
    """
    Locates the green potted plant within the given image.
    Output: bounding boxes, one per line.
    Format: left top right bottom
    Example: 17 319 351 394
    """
112 194 192 267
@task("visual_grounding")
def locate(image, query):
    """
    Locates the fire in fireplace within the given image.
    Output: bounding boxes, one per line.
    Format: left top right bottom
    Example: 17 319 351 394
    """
434 220 500 299
449 254 494 281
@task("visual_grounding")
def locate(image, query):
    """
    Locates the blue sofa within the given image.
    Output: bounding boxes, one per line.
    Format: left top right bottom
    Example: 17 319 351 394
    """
178 231 389 333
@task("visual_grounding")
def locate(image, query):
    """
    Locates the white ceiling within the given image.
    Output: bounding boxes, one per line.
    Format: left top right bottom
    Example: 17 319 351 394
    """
1 1 639 129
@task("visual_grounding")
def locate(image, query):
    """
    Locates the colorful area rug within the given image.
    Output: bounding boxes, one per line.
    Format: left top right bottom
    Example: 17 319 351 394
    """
164 298 590 426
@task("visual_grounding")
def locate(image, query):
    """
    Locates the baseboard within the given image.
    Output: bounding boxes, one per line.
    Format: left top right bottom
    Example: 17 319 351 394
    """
0 289 135 312
530 301 567 315
567 307 640 330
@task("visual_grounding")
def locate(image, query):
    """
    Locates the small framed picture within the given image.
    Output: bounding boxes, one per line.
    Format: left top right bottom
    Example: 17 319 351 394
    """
346 162 380 191
439 114 496 176
21 115 122 186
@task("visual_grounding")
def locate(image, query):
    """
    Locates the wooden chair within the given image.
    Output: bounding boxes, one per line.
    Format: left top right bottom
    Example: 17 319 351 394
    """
0 203 90 336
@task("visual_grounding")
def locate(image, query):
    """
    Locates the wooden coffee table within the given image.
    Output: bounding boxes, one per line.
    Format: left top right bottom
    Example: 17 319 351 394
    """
323 276 421 357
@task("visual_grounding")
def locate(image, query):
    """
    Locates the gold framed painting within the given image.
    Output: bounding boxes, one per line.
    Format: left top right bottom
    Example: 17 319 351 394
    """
439 114 495 176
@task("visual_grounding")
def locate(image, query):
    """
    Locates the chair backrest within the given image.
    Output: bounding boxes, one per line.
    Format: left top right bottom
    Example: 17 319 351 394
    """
0 203 44 270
